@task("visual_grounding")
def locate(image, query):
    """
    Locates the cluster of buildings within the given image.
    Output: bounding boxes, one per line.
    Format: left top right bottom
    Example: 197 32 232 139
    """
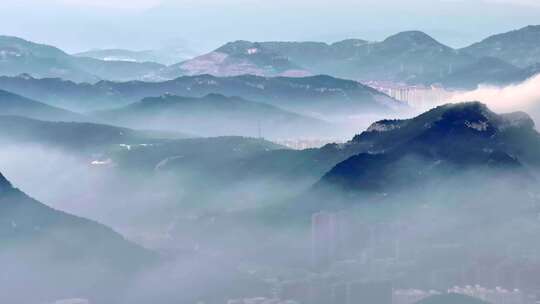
311 211 403 268
364 81 456 109
311 211 365 266
303 210 540 304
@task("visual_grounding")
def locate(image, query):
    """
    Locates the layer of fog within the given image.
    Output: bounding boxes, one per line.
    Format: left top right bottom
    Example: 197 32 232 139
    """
0 143 314 247
4 143 540 303
5 90 540 303
448 73 540 124
82 161 540 302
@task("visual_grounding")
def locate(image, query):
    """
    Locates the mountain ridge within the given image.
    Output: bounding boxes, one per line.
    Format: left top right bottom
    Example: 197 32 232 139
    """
318 102 539 195
0 171 156 303
95 93 335 138
0 73 400 115
0 89 87 122
0 35 165 83
462 25 540 68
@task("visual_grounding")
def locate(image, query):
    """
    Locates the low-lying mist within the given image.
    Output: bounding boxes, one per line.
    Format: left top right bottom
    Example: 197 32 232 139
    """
4 101 540 304
76 160 540 303
0 142 315 245
449 73 540 124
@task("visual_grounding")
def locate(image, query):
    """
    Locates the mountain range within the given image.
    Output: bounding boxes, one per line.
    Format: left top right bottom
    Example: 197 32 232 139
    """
0 74 400 116
2 25 540 89
117 102 540 202
166 26 540 89
3 14 540 304
267 31 471 83
0 35 164 83
34 100 537 218
125 102 539 216
95 93 333 138
4 97 540 299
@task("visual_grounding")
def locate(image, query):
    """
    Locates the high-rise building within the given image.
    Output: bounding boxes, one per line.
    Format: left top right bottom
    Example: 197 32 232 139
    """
335 211 355 259
311 211 338 267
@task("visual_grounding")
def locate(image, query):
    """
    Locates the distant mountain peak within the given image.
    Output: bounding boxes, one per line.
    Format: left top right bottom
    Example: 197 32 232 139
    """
383 30 443 46
356 101 535 144
164 40 307 78
215 40 262 55
320 102 537 195
0 35 68 57
429 102 535 131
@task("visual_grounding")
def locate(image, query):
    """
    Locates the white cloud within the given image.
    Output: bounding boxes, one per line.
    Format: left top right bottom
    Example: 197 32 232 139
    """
450 74 540 113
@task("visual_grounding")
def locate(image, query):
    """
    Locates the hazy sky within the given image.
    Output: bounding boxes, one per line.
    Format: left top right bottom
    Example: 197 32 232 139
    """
1 0 539 53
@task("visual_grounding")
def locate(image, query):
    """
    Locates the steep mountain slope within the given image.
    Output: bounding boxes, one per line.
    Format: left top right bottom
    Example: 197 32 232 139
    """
439 57 535 89
96 93 333 138
0 172 156 303
0 36 95 82
0 74 399 115
462 25 540 68
0 89 86 121
319 102 540 193
0 35 164 82
160 41 310 79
